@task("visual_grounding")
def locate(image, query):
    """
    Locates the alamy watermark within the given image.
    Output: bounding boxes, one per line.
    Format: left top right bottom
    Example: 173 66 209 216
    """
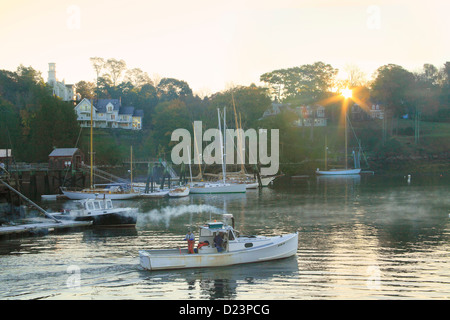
171 121 279 176
67 5 81 30
366 5 381 30
366 265 382 290
66 265 81 289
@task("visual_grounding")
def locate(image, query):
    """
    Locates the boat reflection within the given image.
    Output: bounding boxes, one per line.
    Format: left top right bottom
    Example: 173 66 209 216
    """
140 255 299 299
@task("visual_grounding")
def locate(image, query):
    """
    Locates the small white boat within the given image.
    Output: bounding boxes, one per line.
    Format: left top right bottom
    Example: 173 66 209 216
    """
140 189 170 198
139 214 298 270
168 186 190 198
51 198 137 227
246 182 259 189
189 182 246 194
315 168 361 175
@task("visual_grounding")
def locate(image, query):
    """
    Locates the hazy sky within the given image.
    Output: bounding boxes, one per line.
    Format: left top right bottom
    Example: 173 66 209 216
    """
0 0 448 94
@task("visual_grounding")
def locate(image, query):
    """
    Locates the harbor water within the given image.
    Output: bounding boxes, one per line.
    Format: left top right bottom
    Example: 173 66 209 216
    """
0 174 449 299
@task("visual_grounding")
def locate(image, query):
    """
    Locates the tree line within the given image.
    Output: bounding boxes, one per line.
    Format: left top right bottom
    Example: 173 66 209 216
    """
0 59 448 166
0 66 79 162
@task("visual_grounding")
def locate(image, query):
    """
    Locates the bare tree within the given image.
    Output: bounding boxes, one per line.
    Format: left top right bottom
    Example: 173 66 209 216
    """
151 73 162 87
90 57 105 98
124 68 152 88
105 58 127 87
344 64 367 88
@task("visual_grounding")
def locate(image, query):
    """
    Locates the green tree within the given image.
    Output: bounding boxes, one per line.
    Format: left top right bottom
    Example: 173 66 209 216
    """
260 62 338 103
157 78 193 102
371 64 415 118
151 99 191 156
75 80 96 100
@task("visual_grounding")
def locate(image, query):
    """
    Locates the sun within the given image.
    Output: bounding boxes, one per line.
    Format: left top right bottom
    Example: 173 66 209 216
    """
341 88 352 99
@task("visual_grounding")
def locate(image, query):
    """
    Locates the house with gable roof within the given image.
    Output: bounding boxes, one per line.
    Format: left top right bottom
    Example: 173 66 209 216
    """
74 98 143 130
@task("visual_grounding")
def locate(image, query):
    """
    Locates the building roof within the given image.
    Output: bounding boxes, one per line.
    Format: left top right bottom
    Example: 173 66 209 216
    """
119 106 135 115
49 148 79 157
84 99 121 113
133 109 144 117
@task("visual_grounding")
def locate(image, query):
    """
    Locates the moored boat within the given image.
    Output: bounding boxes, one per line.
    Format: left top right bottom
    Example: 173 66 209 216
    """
140 189 170 198
51 198 137 227
316 168 361 175
61 186 140 200
189 182 246 194
168 186 190 197
139 214 298 270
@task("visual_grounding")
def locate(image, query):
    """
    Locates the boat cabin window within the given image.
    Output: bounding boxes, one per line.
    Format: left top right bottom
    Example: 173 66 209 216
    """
93 201 100 210
105 200 112 209
87 202 94 210
228 230 235 241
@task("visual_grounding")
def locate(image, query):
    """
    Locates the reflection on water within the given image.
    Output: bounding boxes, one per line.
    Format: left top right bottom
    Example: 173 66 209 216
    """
0 174 449 299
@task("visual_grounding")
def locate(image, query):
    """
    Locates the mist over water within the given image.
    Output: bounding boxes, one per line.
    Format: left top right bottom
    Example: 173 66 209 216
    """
138 204 227 228
1 174 449 299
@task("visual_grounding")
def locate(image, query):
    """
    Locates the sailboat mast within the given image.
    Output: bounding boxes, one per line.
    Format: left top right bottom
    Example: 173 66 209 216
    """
130 145 133 191
90 99 94 188
187 148 193 183
325 135 328 171
217 108 225 184
223 107 226 184
345 111 348 170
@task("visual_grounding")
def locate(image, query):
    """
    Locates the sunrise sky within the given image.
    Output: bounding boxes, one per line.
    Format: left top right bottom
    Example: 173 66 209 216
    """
0 0 448 94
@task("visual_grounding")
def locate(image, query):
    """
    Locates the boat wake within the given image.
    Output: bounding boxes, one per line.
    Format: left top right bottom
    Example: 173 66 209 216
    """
138 204 226 228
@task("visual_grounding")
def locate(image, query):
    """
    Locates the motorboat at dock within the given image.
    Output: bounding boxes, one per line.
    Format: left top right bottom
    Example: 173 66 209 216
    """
51 198 137 227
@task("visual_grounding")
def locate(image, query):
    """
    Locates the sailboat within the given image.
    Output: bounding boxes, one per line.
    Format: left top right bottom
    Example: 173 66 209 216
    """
316 110 361 176
61 100 140 200
189 108 246 194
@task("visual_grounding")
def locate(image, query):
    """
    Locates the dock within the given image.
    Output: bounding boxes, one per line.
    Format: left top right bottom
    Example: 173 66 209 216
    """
0 177 92 238
0 220 92 236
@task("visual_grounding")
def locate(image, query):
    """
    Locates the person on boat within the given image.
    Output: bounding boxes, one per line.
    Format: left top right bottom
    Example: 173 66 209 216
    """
214 232 224 252
184 230 195 254
195 240 209 253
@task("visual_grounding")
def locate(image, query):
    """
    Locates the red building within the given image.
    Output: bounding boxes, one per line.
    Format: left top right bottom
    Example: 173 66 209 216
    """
48 148 84 170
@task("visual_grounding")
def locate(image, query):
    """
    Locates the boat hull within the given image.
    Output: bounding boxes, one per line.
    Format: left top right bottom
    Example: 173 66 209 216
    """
61 189 140 200
246 182 259 189
189 183 246 194
55 210 137 227
140 190 169 198
168 187 190 197
316 168 361 175
76 213 136 227
139 232 298 270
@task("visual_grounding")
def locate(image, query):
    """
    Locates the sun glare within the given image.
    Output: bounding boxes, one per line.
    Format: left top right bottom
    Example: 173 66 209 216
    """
341 88 352 99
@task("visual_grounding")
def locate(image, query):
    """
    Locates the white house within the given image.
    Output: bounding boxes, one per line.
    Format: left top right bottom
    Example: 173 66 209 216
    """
351 103 385 120
74 98 143 130
262 102 327 127
293 105 327 127
47 63 76 101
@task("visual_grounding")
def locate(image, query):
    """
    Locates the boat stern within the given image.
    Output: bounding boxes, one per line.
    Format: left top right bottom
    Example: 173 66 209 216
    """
139 250 152 270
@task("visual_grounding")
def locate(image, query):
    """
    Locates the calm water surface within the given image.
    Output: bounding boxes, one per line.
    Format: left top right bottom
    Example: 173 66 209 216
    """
0 174 449 299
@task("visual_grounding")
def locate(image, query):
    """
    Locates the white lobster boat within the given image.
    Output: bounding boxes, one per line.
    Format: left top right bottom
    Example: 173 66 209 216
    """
139 214 298 270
